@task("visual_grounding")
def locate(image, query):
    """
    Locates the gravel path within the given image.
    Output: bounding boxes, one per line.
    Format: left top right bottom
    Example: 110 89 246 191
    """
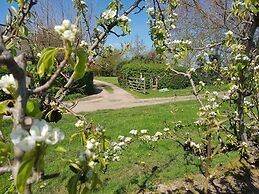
69 80 199 113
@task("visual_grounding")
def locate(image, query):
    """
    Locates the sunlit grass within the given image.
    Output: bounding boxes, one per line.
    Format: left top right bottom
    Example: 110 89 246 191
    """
0 101 238 194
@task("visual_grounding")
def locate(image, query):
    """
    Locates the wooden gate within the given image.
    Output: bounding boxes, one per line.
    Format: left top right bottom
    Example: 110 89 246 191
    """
127 77 146 93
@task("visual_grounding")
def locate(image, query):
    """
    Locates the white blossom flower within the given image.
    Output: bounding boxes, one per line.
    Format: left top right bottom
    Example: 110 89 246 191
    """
118 142 126 147
30 119 50 142
222 95 230 100
10 125 30 145
75 120 85 128
45 128 64 145
213 91 218 96
189 68 195 72
36 53 41 58
102 9 116 20
112 155 120 161
88 161 95 168
79 40 88 47
254 65 259 70
16 136 35 151
62 19 71 29
154 131 162 137
54 25 65 34
118 15 131 23
86 141 94 150
85 149 93 158
146 7 154 14
0 74 16 94
113 145 122 151
124 137 132 143
140 129 148 134
63 30 75 42
199 81 205 87
118 135 125 141
55 19 77 43
225 30 233 37
129 130 138 135
163 128 169 132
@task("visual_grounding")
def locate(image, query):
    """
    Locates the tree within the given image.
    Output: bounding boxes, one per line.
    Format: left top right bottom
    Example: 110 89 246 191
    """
0 0 144 193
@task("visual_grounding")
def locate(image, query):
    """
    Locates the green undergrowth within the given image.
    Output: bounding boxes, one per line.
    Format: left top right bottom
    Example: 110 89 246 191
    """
0 100 239 194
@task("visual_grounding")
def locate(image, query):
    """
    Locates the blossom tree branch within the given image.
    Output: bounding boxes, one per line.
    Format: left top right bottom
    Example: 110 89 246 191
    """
58 0 143 101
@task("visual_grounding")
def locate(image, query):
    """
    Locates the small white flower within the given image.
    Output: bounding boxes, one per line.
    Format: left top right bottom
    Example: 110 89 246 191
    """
222 95 230 100
88 161 95 168
86 141 94 150
75 120 85 128
102 9 116 20
54 25 65 34
63 30 75 42
113 145 122 151
163 128 170 132
0 74 16 94
189 68 195 73
79 40 88 47
118 15 131 23
124 137 132 143
36 53 41 58
225 30 233 37
213 91 218 96
154 131 162 137
129 130 138 135
62 19 71 29
146 7 154 14
112 155 120 161
140 129 148 134
16 136 36 151
254 65 259 70
118 142 125 147
118 135 125 141
199 81 205 87
30 119 50 142
10 125 29 145
85 150 93 158
45 128 64 145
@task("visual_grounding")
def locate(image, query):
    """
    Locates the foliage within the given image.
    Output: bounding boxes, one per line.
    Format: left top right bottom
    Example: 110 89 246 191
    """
118 61 190 89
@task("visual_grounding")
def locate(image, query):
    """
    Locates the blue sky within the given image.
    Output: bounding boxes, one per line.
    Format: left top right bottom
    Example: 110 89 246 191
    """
0 0 153 49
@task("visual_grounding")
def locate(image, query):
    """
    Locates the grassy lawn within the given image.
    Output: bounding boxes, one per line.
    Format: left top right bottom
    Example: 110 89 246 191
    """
95 76 119 86
95 76 228 98
0 100 239 194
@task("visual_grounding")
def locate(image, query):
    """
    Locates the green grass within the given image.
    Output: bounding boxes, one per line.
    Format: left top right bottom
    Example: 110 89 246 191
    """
95 76 119 86
63 93 85 101
0 101 238 194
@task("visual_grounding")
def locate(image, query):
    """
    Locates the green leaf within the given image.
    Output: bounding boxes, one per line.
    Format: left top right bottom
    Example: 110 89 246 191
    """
37 48 59 78
81 186 89 194
26 99 42 118
67 174 80 194
73 48 88 81
54 146 67 153
90 172 101 190
16 158 34 194
0 100 11 114
0 141 10 163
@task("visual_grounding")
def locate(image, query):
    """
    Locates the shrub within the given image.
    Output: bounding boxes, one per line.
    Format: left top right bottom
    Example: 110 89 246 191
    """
118 61 190 89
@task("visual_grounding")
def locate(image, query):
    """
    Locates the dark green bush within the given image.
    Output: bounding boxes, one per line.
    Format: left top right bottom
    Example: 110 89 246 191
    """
118 62 190 89
69 71 95 95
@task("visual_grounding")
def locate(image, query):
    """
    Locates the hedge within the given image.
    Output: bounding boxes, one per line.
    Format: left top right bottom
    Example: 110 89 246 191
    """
118 62 190 89
118 62 219 90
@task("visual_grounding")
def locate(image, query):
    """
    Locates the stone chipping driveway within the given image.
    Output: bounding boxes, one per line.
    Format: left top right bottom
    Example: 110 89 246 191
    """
68 80 201 113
